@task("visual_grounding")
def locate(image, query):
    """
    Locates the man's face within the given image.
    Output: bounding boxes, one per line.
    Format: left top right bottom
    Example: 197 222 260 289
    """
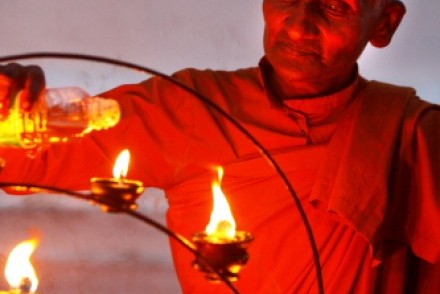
263 0 383 82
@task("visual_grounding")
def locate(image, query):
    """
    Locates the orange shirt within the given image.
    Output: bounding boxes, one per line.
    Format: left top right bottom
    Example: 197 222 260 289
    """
0 61 439 293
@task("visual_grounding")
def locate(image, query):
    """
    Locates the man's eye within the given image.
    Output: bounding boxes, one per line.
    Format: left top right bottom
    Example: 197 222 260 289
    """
320 1 349 15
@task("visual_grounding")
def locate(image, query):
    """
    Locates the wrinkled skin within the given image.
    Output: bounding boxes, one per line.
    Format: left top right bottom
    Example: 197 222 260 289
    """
262 0 406 98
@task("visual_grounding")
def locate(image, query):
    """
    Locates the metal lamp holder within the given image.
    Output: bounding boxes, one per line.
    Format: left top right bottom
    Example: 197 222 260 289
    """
0 52 324 294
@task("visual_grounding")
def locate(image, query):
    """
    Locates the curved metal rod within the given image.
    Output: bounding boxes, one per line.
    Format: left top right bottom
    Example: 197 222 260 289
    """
0 52 324 294
0 182 240 294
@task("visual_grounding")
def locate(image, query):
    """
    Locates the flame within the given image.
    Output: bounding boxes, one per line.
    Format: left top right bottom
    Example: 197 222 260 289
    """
205 167 236 240
4 239 39 293
113 149 130 179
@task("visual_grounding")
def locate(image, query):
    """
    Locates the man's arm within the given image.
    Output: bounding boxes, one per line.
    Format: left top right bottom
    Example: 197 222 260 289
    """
404 105 440 264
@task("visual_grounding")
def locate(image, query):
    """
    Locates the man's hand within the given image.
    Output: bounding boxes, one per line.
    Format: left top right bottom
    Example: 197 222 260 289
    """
0 63 46 119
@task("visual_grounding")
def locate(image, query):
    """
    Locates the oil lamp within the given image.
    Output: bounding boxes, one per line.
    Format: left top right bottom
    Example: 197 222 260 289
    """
1 239 39 294
192 167 253 282
90 149 144 212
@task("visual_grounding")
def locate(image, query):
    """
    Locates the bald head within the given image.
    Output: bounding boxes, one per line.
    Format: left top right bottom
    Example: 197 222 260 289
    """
369 0 403 10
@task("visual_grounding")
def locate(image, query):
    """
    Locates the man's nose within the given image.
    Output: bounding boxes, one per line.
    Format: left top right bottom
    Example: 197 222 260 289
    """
285 4 320 40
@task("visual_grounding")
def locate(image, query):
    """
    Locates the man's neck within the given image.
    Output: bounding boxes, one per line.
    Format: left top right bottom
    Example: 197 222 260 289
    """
259 59 358 100
271 69 358 100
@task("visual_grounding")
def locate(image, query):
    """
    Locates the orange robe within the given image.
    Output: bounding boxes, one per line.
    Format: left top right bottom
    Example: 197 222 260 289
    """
0 61 439 293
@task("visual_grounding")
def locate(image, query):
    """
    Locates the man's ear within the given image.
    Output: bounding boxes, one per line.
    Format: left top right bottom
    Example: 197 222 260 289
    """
370 1 406 48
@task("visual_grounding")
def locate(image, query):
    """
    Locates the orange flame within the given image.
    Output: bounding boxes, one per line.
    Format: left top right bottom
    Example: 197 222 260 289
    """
205 167 236 240
113 149 130 179
4 239 39 293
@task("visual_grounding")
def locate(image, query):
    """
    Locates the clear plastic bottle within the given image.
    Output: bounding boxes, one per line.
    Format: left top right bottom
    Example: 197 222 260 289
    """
0 87 121 149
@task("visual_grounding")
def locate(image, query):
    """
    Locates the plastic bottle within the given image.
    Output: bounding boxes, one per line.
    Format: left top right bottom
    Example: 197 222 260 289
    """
0 87 121 149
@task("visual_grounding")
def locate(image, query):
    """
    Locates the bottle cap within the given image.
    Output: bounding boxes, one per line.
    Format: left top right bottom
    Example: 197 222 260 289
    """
84 97 121 132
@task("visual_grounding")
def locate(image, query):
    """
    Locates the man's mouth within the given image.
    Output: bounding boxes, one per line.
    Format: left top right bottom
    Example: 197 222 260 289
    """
276 41 321 58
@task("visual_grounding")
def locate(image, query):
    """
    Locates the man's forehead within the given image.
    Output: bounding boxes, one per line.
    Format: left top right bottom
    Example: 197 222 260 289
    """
341 0 388 10
265 0 388 6
347 0 382 5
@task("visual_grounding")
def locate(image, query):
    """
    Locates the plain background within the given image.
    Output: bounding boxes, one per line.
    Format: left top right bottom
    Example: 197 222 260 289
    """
0 1 438 293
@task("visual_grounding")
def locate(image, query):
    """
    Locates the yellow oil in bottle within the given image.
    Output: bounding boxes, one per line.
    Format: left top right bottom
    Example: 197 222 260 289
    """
0 91 120 149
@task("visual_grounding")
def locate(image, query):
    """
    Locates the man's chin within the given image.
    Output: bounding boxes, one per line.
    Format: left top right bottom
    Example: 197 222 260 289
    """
273 61 324 81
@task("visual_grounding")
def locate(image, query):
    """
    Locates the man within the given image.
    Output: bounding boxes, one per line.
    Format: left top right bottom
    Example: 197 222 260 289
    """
0 0 439 293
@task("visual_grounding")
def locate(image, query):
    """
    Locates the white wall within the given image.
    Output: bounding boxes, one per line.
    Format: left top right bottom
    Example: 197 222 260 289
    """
0 0 438 102
359 0 440 102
